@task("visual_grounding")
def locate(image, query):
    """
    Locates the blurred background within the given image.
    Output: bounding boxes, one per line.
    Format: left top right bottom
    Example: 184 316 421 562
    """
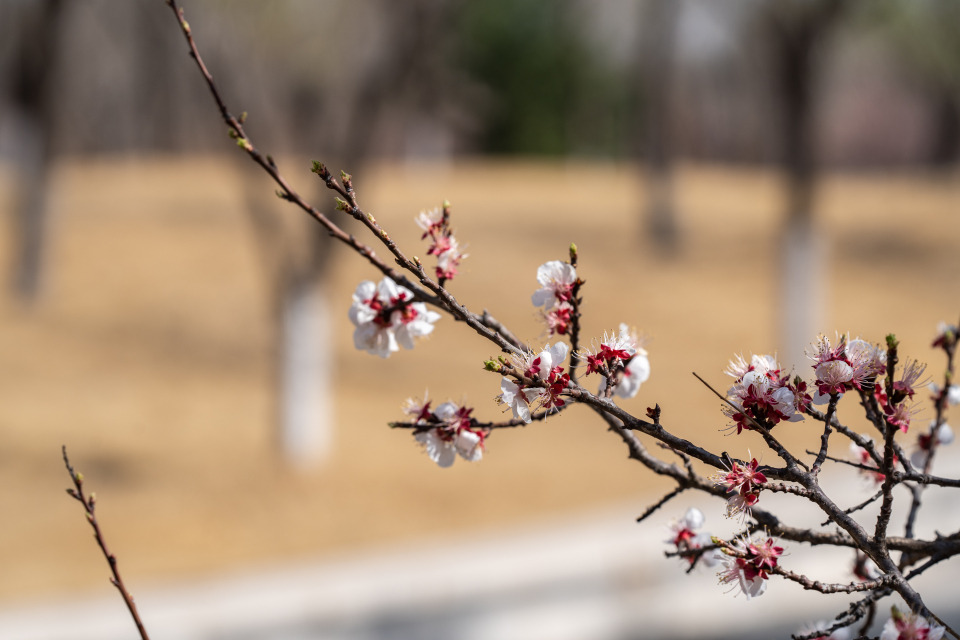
0 0 958 638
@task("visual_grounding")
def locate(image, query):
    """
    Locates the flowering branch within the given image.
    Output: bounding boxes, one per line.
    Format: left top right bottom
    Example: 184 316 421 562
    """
62 447 150 640
159 3 960 638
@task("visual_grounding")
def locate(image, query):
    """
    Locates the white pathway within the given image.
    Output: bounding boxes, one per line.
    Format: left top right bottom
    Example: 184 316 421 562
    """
3 460 959 640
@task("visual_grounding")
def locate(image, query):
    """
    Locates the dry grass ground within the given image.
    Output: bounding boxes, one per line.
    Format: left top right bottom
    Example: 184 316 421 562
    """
0 156 957 604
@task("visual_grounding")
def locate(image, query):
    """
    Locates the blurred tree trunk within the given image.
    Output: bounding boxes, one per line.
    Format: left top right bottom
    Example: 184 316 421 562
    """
244 170 336 467
244 0 460 467
764 0 844 372
638 0 680 253
2 0 63 301
929 89 960 166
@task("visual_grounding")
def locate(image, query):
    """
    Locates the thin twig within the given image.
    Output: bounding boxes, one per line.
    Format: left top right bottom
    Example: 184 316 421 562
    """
567 244 583 382
165 0 527 357
772 566 891 594
812 393 839 475
821 489 884 527
806 406 883 467
63 447 150 640
637 485 686 523
875 338 900 552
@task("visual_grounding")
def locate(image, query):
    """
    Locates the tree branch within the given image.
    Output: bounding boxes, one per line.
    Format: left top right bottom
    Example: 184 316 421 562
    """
63 447 150 640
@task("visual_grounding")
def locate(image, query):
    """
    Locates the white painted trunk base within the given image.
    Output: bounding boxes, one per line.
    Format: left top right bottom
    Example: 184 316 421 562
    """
280 284 334 466
780 218 825 374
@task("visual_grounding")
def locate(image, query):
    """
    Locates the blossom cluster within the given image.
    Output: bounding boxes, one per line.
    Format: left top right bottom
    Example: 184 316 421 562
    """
716 533 783 600
415 204 467 282
402 393 486 467
350 203 954 636
714 456 768 519
723 354 809 433
580 324 651 399
532 260 577 336
498 342 570 423
348 278 441 358
807 335 886 401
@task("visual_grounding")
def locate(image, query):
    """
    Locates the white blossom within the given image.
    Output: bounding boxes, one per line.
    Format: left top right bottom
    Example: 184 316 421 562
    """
455 429 483 462
498 378 539 423
880 608 945 640
798 621 852 640
348 278 440 358
414 206 443 233
415 429 456 468
531 261 577 309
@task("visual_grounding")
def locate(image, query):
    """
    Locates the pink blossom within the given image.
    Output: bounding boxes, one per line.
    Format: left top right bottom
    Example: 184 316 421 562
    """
808 334 873 399
542 302 573 336
416 205 467 282
880 606 945 640
718 555 767 600
748 536 783 572
894 359 929 400
714 457 767 519
716 534 780 600
435 238 466 281
847 338 887 378
884 401 919 433
815 360 855 395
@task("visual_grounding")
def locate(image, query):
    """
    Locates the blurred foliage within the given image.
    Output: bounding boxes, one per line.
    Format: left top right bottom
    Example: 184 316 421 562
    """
869 0 960 91
456 0 638 157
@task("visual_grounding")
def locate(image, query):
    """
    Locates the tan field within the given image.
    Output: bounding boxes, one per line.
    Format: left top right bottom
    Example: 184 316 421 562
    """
0 156 957 604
